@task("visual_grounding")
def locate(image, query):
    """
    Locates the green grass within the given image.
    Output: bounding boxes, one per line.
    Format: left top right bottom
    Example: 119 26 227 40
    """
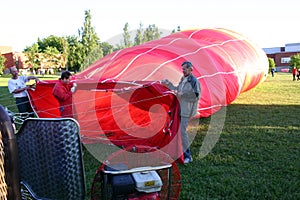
0 75 60 116
178 73 300 200
1 73 299 199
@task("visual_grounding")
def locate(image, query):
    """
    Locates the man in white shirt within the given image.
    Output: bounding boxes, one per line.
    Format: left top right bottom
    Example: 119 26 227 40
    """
8 66 39 117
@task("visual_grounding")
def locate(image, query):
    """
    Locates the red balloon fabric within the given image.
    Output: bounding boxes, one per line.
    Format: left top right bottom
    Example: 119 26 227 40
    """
75 28 268 117
28 28 268 163
29 81 184 163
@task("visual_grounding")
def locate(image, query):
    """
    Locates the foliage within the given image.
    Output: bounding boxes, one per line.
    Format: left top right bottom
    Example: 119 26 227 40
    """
78 9 103 72
100 42 114 57
80 45 104 72
116 22 133 49
43 46 60 66
24 43 41 71
65 35 83 71
289 53 300 69
119 23 162 48
122 22 133 48
142 24 161 42
268 57 276 72
22 10 104 73
37 35 66 53
60 37 70 69
134 23 144 46
0 54 6 75
18 9 167 74
24 36 69 72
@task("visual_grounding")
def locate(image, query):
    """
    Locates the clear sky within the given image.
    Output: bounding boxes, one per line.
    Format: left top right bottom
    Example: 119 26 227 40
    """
1 0 300 52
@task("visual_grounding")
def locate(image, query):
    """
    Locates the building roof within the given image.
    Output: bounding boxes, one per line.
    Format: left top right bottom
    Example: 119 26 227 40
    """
263 47 282 54
285 43 300 46
263 43 300 54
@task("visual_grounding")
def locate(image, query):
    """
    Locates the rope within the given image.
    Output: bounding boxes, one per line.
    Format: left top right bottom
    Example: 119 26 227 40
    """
4 107 35 125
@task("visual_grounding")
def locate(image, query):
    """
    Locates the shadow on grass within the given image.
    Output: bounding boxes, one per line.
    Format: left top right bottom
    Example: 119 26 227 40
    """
83 104 300 199
0 86 18 112
225 104 300 127
1 84 299 200
179 104 300 200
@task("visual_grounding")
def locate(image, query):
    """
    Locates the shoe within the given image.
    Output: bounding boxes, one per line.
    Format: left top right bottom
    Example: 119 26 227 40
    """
184 157 193 164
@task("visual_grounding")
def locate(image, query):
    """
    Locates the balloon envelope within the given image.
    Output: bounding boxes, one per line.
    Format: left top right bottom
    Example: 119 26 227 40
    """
28 28 268 162
75 28 268 117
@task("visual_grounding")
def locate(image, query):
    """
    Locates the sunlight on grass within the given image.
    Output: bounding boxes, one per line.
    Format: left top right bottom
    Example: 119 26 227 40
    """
179 73 300 199
234 73 300 105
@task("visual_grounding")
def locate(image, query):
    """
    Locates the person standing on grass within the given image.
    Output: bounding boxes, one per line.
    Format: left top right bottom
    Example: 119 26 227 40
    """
292 66 297 81
8 66 39 118
52 71 77 118
271 68 275 77
161 61 201 164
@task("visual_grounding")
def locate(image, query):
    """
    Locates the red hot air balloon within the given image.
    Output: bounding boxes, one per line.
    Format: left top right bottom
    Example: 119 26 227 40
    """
27 28 268 163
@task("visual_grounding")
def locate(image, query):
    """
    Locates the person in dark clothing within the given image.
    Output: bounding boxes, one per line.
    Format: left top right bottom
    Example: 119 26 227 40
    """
271 68 275 77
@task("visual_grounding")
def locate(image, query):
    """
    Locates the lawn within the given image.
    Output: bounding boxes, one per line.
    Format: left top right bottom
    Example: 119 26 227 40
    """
0 73 299 199
178 73 300 199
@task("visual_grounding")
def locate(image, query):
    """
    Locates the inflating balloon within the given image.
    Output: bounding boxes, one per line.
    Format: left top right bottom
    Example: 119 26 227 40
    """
74 27 268 117
28 28 268 162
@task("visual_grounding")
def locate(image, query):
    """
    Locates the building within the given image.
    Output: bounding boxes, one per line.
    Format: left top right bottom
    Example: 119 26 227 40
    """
263 43 300 72
1 46 64 75
0 46 29 74
0 46 14 73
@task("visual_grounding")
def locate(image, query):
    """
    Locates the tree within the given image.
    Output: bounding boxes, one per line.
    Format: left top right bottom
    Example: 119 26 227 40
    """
25 35 68 73
0 54 6 75
142 24 161 42
78 9 103 71
134 23 144 46
114 23 163 50
268 57 276 73
37 35 65 53
24 44 41 72
122 22 133 48
60 37 70 70
43 46 60 70
171 26 181 33
100 42 114 57
66 35 83 72
80 46 103 72
289 53 300 70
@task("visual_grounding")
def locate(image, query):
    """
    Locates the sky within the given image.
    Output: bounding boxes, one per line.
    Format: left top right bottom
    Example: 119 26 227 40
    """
1 0 300 52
